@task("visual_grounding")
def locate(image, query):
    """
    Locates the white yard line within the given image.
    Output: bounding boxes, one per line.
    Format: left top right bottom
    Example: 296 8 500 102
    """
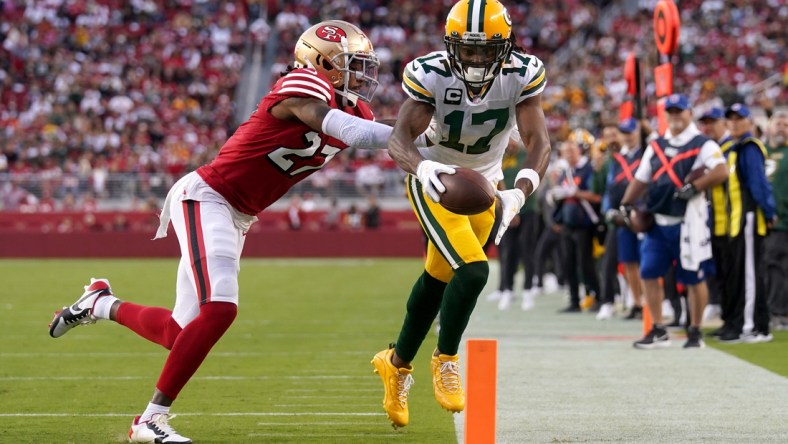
248 433 401 438
256 421 376 426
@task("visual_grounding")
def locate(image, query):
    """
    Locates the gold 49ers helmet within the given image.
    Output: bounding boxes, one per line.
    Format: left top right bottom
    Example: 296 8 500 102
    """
294 20 379 107
444 0 512 96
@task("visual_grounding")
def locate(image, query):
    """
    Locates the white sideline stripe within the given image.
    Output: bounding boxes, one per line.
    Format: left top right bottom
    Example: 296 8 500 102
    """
285 388 379 392
243 259 376 267
273 404 374 407
249 433 400 438
0 412 383 417
257 422 376 426
0 375 372 381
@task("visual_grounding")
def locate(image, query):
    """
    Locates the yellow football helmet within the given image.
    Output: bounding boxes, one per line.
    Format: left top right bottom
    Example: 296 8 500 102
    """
444 0 512 96
568 128 596 153
294 20 379 107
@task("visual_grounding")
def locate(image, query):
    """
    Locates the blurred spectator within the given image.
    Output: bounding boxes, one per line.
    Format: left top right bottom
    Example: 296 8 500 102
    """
285 194 303 230
343 203 363 231
764 111 788 330
1 0 785 212
551 140 602 313
323 197 342 230
364 195 380 229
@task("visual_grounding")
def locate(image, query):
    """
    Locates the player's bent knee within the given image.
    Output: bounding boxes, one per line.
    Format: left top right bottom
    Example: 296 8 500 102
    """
211 275 239 301
454 261 489 294
199 301 238 330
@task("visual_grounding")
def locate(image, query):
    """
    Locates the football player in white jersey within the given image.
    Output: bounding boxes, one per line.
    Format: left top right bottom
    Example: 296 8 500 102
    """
371 0 551 428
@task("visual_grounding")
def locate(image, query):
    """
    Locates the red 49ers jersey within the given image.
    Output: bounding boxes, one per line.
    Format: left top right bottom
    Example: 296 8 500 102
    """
197 68 374 215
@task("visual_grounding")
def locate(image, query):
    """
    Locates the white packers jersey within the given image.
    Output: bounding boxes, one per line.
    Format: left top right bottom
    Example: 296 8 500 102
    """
402 50 546 182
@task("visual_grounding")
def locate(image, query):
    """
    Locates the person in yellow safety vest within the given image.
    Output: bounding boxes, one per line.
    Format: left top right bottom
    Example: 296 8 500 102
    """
716 103 777 344
696 107 735 334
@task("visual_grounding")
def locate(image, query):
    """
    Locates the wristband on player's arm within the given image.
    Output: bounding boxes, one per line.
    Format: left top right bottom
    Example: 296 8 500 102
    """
515 168 540 195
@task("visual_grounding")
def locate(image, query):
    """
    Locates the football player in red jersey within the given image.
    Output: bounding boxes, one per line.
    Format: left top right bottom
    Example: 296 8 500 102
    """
47 20 426 443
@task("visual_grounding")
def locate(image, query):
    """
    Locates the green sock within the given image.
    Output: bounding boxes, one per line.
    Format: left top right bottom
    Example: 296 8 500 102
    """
394 271 447 363
437 261 489 355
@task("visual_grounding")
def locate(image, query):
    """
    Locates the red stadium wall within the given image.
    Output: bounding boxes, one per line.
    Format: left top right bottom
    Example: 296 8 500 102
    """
0 211 427 258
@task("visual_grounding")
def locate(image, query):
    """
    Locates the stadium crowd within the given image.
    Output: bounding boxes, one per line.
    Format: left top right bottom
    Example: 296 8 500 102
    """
2 0 784 213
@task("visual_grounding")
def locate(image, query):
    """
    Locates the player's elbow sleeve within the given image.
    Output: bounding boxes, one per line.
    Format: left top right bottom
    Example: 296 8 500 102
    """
322 108 391 148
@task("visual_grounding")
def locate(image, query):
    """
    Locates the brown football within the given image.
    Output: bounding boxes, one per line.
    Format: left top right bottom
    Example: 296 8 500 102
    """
438 168 496 215
628 208 654 233
684 168 707 184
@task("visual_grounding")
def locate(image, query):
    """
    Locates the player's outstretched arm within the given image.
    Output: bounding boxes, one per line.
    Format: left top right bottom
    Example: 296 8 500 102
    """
271 96 395 149
389 98 453 202
388 98 435 174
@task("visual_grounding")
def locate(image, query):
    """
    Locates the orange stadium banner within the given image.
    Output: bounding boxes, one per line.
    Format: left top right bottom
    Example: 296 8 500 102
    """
653 0 680 56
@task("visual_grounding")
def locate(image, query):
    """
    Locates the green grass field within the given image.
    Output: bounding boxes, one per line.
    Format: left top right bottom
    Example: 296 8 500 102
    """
705 329 788 377
2 259 786 443
0 259 456 444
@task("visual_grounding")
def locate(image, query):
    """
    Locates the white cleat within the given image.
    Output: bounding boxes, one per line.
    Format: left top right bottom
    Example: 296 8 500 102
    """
543 273 559 294
521 289 536 311
129 414 192 444
595 302 615 320
661 300 675 323
497 290 513 310
48 278 113 338
485 290 502 302
702 304 721 322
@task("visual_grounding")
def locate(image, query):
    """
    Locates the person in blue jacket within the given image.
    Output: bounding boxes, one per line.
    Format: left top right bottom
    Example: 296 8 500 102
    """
717 103 777 344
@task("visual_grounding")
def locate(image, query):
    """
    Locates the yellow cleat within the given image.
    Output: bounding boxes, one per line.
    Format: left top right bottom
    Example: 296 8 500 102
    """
431 351 465 412
371 346 414 428
580 294 596 310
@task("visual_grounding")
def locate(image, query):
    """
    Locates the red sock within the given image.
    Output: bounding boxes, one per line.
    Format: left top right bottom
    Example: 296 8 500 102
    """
116 303 183 350
156 302 237 400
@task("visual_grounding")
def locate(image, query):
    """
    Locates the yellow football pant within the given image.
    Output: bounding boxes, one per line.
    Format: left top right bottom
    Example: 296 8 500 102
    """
406 175 495 282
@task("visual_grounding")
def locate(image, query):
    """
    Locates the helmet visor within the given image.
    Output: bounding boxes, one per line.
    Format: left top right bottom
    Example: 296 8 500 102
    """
336 52 380 103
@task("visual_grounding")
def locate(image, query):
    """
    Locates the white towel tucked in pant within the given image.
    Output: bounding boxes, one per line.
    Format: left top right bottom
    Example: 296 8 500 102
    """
680 193 712 271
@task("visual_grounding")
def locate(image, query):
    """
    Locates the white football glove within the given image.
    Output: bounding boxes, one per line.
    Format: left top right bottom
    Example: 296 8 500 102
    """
416 160 456 203
494 189 526 245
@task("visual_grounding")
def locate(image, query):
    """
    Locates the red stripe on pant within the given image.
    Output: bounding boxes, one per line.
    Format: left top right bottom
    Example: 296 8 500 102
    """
183 201 212 304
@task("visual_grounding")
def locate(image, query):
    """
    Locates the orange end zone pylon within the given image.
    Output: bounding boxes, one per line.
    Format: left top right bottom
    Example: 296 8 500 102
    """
465 339 497 444
642 301 653 336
